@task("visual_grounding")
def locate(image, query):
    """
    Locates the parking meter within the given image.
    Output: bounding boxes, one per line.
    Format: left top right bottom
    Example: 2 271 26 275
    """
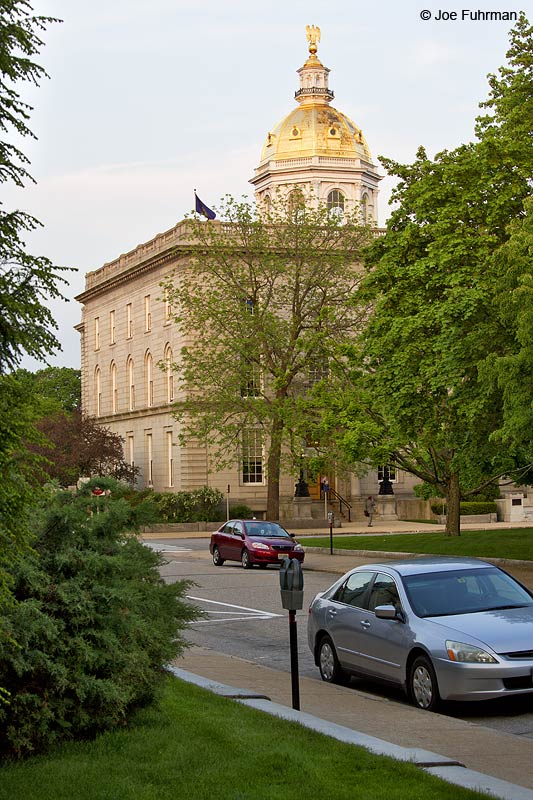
279 557 304 710
328 511 335 554
279 557 304 611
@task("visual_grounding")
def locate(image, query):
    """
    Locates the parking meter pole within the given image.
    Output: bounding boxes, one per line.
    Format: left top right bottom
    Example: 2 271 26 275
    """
279 558 303 712
327 511 334 555
288 609 300 711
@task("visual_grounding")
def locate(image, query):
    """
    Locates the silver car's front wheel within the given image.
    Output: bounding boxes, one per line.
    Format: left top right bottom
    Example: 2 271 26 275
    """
409 655 440 711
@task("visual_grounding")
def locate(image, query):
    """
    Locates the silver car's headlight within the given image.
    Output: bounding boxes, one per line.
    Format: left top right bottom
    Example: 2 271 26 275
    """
446 640 497 663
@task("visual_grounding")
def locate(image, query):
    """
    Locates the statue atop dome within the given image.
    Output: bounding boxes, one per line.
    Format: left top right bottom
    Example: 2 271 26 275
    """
305 24 320 56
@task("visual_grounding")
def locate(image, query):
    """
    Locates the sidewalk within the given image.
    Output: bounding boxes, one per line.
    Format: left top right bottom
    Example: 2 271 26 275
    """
172 573 533 799
171 648 533 799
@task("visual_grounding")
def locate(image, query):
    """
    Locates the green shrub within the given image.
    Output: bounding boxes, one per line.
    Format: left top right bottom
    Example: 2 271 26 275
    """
0 477 199 759
153 487 224 522
430 501 497 516
228 503 255 519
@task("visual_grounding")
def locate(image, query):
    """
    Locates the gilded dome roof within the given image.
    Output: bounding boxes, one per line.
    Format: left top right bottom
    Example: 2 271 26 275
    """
259 104 372 163
258 27 372 165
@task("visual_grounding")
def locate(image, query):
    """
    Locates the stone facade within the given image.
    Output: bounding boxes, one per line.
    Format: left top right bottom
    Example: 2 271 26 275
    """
75 28 420 520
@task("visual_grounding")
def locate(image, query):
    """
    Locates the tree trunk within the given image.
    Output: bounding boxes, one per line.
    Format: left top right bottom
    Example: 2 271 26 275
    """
445 471 461 536
266 417 284 520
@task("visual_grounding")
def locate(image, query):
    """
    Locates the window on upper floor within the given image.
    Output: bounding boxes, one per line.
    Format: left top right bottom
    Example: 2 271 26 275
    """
109 310 116 345
126 303 133 339
144 295 151 332
94 317 100 351
110 361 118 413
95 366 101 416
165 345 174 403
127 357 135 410
145 352 153 407
327 189 345 219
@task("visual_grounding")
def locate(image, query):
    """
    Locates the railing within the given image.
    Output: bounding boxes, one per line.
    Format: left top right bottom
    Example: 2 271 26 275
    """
321 487 352 521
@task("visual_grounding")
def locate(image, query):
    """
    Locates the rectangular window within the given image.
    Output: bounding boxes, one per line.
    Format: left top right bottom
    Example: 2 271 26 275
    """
111 366 118 413
242 429 263 484
126 303 133 339
164 288 172 323
144 295 151 332
166 430 173 487
109 310 115 345
127 433 134 466
307 356 329 386
94 317 100 350
240 363 261 398
146 432 153 486
378 465 396 482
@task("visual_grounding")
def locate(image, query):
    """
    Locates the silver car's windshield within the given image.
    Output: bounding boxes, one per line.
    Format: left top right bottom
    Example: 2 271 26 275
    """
245 522 291 538
403 567 533 618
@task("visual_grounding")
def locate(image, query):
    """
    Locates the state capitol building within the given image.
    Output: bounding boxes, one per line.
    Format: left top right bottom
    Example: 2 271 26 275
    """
75 27 415 521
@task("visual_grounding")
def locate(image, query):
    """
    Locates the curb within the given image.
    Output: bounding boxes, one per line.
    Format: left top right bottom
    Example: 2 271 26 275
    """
167 666 533 800
304 547 533 569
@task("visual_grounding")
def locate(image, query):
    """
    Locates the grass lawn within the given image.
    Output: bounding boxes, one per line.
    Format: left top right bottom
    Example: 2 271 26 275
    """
0 675 488 800
304 528 533 561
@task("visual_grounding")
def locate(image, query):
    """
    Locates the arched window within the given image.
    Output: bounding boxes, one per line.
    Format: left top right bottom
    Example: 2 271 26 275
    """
127 357 135 411
165 345 174 403
327 189 345 217
361 192 369 223
263 195 271 215
288 189 305 218
145 351 153 407
95 366 101 417
110 361 118 413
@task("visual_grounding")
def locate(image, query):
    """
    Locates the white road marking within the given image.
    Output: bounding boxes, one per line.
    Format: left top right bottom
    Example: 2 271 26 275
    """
144 542 192 553
186 594 282 623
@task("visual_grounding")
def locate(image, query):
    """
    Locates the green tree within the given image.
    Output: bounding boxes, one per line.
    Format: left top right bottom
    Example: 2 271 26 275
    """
328 15 533 536
0 1 68 374
0 477 198 758
482 197 533 459
15 366 81 412
0 3 67 616
164 196 369 519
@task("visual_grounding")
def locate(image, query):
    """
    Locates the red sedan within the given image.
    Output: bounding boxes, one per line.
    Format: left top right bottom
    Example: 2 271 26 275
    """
210 519 305 569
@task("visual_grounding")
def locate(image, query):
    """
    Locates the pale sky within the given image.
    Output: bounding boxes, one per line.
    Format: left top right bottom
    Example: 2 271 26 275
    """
6 0 529 370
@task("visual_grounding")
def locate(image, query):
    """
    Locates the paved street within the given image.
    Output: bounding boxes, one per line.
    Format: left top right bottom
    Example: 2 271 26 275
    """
148 534 533 743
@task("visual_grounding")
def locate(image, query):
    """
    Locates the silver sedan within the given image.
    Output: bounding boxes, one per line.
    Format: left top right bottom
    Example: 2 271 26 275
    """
307 556 533 710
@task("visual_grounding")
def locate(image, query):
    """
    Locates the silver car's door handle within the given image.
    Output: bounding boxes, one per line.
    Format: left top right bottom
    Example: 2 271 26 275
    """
327 609 337 618
360 620 371 628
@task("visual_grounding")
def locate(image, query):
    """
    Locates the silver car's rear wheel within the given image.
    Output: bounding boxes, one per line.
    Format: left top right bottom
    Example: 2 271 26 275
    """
409 655 440 711
318 635 347 684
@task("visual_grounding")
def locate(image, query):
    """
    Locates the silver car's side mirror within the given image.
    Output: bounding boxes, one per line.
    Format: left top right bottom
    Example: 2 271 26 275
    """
374 604 403 622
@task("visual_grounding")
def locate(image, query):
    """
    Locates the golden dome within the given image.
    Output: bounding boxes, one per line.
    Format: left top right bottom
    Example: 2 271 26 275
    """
260 104 372 163
258 27 373 165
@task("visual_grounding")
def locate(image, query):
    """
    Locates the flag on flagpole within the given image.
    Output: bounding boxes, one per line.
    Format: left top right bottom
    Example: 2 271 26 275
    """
194 191 216 220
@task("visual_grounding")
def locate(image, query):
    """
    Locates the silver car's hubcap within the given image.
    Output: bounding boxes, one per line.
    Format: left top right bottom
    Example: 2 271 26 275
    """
320 642 335 681
412 665 433 708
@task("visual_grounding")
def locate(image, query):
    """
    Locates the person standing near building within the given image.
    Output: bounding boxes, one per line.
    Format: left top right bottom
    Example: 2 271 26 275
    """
365 495 376 527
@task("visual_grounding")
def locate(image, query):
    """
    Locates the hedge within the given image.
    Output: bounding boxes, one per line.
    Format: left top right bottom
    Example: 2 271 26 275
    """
430 501 497 516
